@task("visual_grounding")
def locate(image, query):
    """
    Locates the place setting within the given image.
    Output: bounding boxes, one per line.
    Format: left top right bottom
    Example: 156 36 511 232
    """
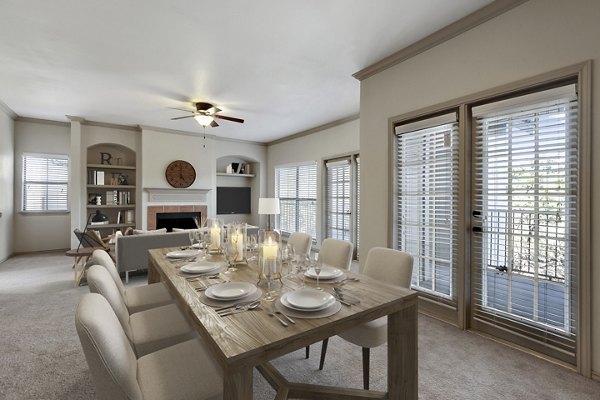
274 287 342 319
198 281 263 310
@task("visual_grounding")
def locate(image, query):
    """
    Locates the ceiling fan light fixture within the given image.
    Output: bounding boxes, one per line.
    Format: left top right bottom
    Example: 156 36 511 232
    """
194 114 214 127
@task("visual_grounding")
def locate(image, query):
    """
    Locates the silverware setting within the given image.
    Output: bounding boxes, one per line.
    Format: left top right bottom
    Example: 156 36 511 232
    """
273 306 295 324
194 280 229 292
214 299 260 313
267 307 289 326
332 287 361 305
185 273 221 281
217 300 261 316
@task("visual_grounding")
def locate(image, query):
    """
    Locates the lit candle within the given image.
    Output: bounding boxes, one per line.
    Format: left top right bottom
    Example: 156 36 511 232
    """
231 231 244 261
210 226 221 250
262 236 279 276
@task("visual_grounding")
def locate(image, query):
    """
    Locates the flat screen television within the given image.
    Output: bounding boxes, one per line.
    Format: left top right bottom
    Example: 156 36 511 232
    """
217 186 251 214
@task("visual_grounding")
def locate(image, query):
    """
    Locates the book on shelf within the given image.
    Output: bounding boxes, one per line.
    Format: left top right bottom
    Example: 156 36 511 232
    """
125 209 135 224
88 170 105 185
117 211 123 224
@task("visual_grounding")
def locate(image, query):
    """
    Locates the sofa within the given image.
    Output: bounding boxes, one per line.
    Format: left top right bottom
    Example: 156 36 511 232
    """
115 231 190 281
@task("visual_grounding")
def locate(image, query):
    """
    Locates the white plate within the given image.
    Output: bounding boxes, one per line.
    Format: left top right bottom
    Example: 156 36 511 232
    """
304 265 343 279
205 282 257 300
281 291 336 311
284 288 336 310
166 249 201 259
180 260 224 274
191 243 206 249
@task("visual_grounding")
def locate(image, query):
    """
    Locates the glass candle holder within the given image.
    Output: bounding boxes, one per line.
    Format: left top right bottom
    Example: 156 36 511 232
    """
227 223 247 263
206 218 224 253
258 229 282 293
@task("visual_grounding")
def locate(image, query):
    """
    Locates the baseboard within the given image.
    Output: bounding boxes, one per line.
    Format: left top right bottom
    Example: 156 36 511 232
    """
12 248 69 256
593 371 600 382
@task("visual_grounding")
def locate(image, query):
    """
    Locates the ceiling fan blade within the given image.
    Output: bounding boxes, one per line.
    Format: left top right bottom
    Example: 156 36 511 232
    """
210 120 219 127
214 114 244 124
168 107 195 113
170 115 196 120
208 106 222 114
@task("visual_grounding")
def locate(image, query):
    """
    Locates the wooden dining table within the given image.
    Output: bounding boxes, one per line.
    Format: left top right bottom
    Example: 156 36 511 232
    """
148 248 418 400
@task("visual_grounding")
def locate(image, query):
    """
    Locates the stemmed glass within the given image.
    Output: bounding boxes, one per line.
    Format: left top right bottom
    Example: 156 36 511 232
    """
247 234 258 261
313 254 322 290
263 262 276 302
187 230 195 249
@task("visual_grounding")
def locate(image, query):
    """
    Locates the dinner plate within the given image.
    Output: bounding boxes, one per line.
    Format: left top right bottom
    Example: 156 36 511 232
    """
283 288 336 310
205 282 257 300
280 292 336 312
166 249 201 259
180 260 225 274
304 265 343 280
191 243 206 249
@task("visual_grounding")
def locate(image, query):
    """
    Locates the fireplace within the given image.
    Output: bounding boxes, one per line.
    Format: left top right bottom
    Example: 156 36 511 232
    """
147 205 208 231
156 212 201 232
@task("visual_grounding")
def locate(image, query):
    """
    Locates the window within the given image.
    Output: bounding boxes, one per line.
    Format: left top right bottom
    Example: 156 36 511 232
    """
394 113 459 302
325 154 360 257
22 153 69 212
275 162 317 239
471 85 578 359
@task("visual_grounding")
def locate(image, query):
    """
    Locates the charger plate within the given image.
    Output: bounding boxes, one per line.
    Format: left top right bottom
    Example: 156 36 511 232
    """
197 289 262 308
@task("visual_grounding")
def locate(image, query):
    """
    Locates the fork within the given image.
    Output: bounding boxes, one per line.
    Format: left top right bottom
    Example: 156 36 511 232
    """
267 307 288 326
273 306 295 324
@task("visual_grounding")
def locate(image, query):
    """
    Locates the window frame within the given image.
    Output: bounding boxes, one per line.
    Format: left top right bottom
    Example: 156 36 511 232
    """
21 152 70 214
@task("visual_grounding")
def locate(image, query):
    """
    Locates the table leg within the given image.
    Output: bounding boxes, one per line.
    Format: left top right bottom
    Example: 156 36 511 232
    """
72 256 82 287
73 255 91 287
388 301 418 399
223 366 253 400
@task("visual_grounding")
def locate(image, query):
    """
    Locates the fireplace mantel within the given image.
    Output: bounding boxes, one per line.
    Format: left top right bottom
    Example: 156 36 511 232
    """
144 187 211 203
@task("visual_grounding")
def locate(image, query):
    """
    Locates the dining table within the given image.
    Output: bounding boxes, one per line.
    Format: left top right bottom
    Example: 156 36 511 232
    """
148 247 418 400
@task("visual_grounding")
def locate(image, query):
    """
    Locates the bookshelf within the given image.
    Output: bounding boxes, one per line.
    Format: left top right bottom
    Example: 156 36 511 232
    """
86 144 137 233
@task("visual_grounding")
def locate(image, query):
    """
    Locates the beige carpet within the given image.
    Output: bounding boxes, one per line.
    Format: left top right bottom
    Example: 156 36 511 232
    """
1 251 598 399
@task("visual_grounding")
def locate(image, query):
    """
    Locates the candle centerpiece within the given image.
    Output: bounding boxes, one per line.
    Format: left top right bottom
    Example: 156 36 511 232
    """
258 228 281 301
206 218 224 254
227 223 247 264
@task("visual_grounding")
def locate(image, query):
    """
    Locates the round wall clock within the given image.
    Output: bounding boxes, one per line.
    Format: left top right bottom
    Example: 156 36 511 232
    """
165 160 196 188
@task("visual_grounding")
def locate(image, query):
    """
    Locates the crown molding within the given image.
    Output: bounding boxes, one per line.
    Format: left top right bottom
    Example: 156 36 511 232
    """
66 115 85 122
16 116 70 127
139 124 265 146
267 114 360 146
82 119 139 132
353 0 529 81
0 100 18 119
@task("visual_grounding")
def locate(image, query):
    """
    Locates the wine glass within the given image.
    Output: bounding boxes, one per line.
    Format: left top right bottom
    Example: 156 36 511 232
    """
283 244 296 278
314 255 322 290
187 230 195 249
247 234 258 261
263 263 276 302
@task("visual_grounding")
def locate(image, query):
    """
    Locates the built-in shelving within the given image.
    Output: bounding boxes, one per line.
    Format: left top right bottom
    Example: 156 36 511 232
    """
86 144 137 232
216 172 255 178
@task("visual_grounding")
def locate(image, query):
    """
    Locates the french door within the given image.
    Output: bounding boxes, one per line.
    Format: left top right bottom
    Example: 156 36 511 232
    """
470 85 579 362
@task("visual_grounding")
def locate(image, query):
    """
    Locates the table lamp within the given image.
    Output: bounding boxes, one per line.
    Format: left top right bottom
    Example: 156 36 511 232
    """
258 198 280 231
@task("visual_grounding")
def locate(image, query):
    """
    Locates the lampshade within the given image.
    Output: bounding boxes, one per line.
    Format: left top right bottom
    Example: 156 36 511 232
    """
92 209 109 223
258 198 280 215
194 114 214 127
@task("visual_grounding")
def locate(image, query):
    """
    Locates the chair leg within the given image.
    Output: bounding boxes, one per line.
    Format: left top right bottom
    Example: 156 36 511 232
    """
362 347 370 390
305 345 310 359
318 338 329 370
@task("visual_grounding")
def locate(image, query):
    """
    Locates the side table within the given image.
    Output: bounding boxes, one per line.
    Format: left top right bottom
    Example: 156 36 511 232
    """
65 247 107 287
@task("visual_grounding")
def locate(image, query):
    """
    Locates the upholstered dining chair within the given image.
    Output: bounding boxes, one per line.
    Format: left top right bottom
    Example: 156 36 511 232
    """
76 293 223 400
90 249 173 314
87 265 196 357
319 247 414 390
287 231 312 259
306 238 354 359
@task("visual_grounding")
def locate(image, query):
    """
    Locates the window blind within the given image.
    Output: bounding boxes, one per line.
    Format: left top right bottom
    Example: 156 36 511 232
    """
275 162 317 239
326 158 351 241
22 153 69 212
471 84 578 359
395 112 459 301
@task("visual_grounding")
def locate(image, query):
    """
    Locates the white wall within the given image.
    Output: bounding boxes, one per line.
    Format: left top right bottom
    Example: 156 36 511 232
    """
359 0 600 373
0 107 14 261
14 120 70 252
267 118 359 242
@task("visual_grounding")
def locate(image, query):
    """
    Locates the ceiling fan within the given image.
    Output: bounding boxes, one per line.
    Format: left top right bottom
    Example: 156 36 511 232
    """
170 102 244 127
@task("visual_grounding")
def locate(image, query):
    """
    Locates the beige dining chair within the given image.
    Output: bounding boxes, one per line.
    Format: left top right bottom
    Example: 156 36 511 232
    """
306 238 354 359
90 249 173 314
287 232 312 258
319 247 414 390
87 265 196 357
76 293 223 400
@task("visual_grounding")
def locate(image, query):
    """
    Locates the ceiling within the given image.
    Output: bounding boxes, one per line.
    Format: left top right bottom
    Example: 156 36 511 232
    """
0 0 493 143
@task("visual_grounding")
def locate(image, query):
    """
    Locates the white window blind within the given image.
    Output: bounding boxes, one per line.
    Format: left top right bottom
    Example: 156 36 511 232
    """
326 158 351 241
395 113 459 301
471 85 578 357
22 153 69 212
275 162 317 238
325 154 360 258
